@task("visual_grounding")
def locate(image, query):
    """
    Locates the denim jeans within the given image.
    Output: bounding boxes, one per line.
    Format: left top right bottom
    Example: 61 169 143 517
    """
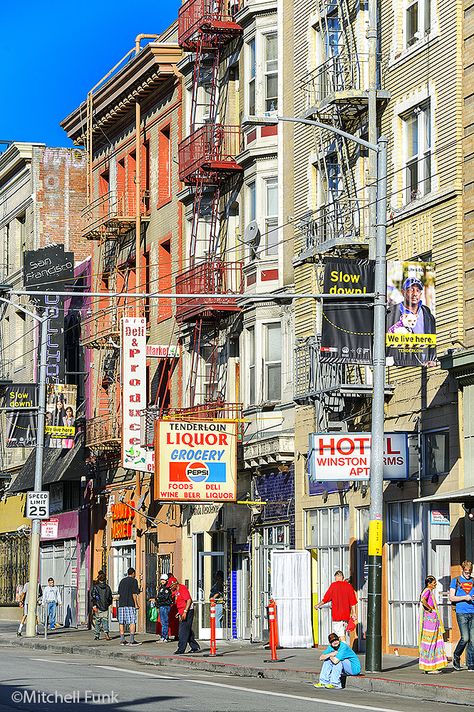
47 602 57 629
319 658 354 688
454 612 474 669
159 606 170 640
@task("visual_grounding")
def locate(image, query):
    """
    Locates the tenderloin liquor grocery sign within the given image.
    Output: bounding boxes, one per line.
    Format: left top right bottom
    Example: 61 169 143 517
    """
155 420 238 502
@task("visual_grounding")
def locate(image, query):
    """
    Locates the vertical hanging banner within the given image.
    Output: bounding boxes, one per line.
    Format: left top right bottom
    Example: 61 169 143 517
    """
386 261 436 367
121 317 154 473
23 245 74 384
45 383 77 449
320 259 375 364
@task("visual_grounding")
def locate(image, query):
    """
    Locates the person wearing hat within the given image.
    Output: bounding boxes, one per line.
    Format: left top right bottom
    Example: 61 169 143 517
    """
168 577 200 655
386 276 436 365
152 573 173 642
314 632 361 689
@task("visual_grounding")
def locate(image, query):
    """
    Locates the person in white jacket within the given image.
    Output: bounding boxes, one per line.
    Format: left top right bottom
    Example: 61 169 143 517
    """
43 578 61 630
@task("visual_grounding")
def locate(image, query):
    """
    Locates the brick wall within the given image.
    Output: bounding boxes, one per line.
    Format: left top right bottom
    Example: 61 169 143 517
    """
35 147 88 263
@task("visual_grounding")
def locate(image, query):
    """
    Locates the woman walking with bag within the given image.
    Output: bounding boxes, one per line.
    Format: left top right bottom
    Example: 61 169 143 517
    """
419 576 448 674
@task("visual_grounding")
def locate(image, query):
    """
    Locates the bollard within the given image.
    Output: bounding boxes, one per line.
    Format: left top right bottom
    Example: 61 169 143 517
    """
209 597 217 657
264 599 278 662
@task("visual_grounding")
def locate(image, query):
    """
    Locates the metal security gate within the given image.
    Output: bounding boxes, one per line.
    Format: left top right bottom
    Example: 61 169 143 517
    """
40 539 78 627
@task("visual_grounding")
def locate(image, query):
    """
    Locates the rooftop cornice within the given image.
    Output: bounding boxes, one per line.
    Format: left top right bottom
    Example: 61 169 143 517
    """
0 142 45 184
61 43 182 144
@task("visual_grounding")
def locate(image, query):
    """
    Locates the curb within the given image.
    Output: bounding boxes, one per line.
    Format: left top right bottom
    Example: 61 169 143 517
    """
4 638 473 707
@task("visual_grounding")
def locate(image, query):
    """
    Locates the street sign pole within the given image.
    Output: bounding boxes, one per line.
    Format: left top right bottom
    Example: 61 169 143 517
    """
25 311 48 638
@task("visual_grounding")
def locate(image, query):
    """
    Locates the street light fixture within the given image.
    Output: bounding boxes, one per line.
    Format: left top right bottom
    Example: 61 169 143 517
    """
0 291 49 639
243 115 387 672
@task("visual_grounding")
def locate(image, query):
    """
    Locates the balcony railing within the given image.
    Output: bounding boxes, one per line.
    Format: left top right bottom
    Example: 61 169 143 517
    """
81 304 147 347
178 124 242 184
294 336 374 403
175 259 243 322
82 190 150 240
295 202 364 259
178 0 242 50
85 413 121 450
302 51 382 110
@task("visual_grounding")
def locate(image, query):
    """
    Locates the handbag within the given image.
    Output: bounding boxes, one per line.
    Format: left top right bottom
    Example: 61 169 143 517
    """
149 605 158 623
346 617 356 632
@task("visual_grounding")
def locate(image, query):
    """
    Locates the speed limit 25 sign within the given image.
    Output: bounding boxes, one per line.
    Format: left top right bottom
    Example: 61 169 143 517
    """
26 491 50 519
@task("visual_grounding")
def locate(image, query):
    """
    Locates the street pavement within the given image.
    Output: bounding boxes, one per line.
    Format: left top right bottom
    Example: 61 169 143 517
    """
0 648 472 712
1 621 474 707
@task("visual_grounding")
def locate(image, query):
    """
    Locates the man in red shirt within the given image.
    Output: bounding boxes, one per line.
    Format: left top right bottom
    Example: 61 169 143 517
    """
169 578 200 655
314 570 357 639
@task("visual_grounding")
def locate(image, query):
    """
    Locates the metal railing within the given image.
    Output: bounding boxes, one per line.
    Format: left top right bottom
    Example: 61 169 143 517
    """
178 0 242 49
81 304 146 346
294 336 371 401
302 51 377 108
175 259 243 322
296 201 363 257
178 124 242 184
85 413 121 450
82 190 150 239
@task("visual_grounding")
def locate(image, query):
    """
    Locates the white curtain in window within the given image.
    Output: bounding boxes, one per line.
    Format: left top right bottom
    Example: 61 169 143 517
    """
271 550 313 648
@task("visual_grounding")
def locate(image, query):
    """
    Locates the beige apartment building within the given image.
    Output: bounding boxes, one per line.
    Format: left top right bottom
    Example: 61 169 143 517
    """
292 0 468 656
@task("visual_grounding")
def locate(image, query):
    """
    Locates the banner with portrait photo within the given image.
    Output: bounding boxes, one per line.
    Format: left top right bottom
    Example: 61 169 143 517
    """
386 261 436 367
320 259 375 364
45 384 77 449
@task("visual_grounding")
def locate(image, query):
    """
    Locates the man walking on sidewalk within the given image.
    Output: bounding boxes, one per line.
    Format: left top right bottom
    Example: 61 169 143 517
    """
450 560 474 671
118 567 141 647
154 573 173 642
90 570 113 641
43 578 61 630
169 578 200 655
314 570 357 639
17 581 42 636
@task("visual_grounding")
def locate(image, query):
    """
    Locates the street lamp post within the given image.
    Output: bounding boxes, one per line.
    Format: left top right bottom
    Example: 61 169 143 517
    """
0 294 49 638
244 115 387 671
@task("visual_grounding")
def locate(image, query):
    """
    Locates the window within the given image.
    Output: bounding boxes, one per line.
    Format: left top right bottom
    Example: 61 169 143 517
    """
264 178 278 256
248 181 256 222
158 239 172 322
264 323 281 401
158 125 171 204
403 102 431 203
264 33 278 112
248 327 256 405
248 38 256 115
406 0 431 48
424 430 449 478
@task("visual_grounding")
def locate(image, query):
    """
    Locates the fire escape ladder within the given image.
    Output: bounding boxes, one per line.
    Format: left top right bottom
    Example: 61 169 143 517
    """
189 178 206 267
206 325 221 403
189 317 203 407
207 182 222 257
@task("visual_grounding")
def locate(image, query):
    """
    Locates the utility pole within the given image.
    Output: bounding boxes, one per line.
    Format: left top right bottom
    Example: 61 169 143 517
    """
25 310 48 637
0 291 49 639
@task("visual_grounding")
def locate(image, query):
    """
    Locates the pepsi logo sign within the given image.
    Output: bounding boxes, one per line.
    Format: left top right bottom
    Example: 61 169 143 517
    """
186 461 209 483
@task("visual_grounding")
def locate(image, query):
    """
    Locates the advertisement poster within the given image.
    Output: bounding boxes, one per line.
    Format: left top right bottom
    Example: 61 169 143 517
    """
3 385 38 448
45 384 77 449
320 259 374 364
386 261 436 366
155 419 238 502
308 432 409 489
121 317 154 473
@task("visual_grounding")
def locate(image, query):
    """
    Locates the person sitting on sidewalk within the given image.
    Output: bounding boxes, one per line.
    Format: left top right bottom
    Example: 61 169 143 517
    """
314 632 361 689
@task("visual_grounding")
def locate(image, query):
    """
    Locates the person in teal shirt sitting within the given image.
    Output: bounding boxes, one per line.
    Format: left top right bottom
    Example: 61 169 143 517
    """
315 632 361 689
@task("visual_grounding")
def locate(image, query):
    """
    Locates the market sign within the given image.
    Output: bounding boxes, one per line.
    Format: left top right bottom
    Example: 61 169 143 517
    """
308 432 409 489
111 501 135 540
121 317 154 473
146 344 179 358
155 419 238 502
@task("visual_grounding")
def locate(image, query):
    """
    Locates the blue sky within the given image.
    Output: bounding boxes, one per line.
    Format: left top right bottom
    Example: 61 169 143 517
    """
0 0 181 148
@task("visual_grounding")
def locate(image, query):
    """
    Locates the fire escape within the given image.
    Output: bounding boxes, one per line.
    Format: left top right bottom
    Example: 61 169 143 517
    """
295 0 391 430
173 0 243 423
81 164 150 452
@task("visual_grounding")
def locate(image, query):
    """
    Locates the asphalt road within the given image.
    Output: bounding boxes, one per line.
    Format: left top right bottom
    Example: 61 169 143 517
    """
0 648 471 712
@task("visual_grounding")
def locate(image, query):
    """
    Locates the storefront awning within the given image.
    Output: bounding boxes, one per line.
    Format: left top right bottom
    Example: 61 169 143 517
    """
414 486 474 503
9 436 86 493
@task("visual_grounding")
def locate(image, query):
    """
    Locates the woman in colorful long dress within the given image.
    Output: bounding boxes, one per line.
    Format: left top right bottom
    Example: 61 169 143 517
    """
419 576 448 674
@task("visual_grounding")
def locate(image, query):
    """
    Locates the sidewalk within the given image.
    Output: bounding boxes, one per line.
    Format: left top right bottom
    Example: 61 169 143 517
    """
1 622 473 706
